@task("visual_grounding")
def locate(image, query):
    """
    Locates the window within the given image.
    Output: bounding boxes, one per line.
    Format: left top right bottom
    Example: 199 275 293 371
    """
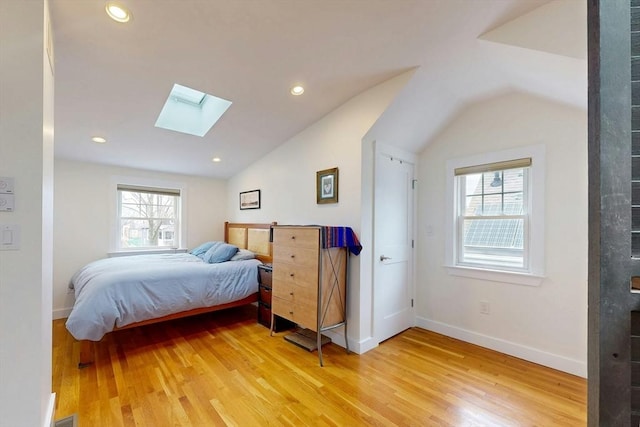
445 145 545 286
117 184 180 250
455 159 529 271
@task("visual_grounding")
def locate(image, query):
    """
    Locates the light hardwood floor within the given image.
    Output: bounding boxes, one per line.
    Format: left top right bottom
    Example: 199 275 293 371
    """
52 305 586 426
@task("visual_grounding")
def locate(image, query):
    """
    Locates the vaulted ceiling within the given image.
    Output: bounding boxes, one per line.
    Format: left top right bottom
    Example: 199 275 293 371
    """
50 0 586 179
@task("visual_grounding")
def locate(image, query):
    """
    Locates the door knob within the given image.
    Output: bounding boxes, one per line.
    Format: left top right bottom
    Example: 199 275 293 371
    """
380 255 392 261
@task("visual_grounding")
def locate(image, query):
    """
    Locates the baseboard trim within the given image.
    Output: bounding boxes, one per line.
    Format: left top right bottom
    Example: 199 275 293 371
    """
355 336 378 354
321 330 378 355
45 392 56 427
52 308 71 320
415 316 587 378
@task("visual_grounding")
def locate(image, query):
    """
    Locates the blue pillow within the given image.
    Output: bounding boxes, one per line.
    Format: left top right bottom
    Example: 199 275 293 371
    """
202 243 239 263
190 241 220 257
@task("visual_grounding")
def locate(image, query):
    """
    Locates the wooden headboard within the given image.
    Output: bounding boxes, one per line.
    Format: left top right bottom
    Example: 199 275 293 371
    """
224 222 276 264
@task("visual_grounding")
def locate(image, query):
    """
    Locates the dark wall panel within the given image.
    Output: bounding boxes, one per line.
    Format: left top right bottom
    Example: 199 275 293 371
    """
589 1 635 426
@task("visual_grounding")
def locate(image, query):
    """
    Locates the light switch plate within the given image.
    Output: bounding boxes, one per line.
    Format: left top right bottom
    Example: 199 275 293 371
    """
0 224 20 250
0 177 14 194
0 194 14 211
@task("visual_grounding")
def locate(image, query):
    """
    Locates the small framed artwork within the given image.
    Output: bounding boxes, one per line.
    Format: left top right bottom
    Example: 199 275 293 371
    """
316 167 339 204
240 189 261 210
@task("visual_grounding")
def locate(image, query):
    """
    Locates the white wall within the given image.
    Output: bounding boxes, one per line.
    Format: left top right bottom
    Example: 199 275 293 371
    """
416 92 587 376
53 159 228 318
0 0 55 426
226 72 412 351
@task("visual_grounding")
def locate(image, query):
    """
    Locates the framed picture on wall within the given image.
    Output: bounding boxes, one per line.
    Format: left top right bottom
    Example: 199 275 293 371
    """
240 189 261 210
316 167 338 204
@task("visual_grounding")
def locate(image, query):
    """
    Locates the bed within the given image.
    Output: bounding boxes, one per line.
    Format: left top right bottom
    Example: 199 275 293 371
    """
67 222 275 367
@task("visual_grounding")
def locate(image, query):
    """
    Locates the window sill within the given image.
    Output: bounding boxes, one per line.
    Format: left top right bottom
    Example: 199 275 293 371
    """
108 248 188 258
445 265 544 286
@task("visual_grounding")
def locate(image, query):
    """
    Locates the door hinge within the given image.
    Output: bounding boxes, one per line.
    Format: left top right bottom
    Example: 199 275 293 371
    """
411 299 414 308
412 179 417 189
411 239 414 248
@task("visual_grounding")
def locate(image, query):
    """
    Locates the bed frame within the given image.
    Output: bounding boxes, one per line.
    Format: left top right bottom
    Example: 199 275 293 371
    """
78 221 276 367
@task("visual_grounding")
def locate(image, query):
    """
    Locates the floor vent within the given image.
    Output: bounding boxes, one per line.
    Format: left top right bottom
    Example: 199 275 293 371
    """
54 414 77 427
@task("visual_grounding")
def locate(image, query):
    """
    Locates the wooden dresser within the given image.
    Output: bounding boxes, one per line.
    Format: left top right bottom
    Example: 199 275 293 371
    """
270 225 348 365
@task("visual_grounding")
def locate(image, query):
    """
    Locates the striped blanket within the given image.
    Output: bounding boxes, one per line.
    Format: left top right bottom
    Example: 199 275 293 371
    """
320 226 362 255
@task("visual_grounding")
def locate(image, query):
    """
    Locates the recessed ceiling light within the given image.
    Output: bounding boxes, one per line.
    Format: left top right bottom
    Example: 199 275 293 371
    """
290 85 305 96
105 2 131 23
91 136 107 144
212 157 221 163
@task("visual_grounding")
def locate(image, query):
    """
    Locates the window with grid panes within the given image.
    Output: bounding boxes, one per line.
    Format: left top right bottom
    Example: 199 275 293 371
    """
117 184 180 250
455 159 531 272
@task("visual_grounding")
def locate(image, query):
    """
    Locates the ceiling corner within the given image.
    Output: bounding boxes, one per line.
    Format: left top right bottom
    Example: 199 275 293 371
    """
478 0 586 60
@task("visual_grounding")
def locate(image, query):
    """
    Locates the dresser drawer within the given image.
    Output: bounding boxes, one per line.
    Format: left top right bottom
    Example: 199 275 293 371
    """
272 297 317 330
259 284 272 306
258 302 272 328
273 262 317 287
272 281 316 304
272 296 293 322
258 265 272 287
273 227 318 249
273 245 318 268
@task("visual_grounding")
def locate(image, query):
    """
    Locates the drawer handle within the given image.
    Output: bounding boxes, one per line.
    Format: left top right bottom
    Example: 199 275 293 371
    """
290 292 294 296
289 311 294 314
290 273 294 277
291 236 296 240
290 254 295 258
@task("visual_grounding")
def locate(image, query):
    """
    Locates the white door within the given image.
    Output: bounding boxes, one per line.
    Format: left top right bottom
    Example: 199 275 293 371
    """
373 143 415 343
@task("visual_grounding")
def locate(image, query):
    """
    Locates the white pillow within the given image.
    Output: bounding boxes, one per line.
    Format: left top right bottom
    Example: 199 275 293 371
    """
230 248 256 261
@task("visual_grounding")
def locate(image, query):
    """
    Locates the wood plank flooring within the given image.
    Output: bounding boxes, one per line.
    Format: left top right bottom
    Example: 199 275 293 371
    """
52 305 586 426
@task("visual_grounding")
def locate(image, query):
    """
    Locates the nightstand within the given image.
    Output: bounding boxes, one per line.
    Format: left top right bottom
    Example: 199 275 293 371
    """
257 263 294 331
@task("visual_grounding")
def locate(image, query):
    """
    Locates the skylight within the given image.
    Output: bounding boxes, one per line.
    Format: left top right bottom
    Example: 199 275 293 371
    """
155 84 232 137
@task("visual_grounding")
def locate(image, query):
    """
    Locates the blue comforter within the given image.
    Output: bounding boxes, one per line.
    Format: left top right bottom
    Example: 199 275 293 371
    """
65 253 261 341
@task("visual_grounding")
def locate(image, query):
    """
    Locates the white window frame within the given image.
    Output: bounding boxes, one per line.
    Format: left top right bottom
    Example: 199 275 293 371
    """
109 176 187 255
445 145 545 286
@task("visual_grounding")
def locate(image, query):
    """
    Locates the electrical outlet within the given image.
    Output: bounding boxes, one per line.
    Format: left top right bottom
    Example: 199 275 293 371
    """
480 300 490 315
